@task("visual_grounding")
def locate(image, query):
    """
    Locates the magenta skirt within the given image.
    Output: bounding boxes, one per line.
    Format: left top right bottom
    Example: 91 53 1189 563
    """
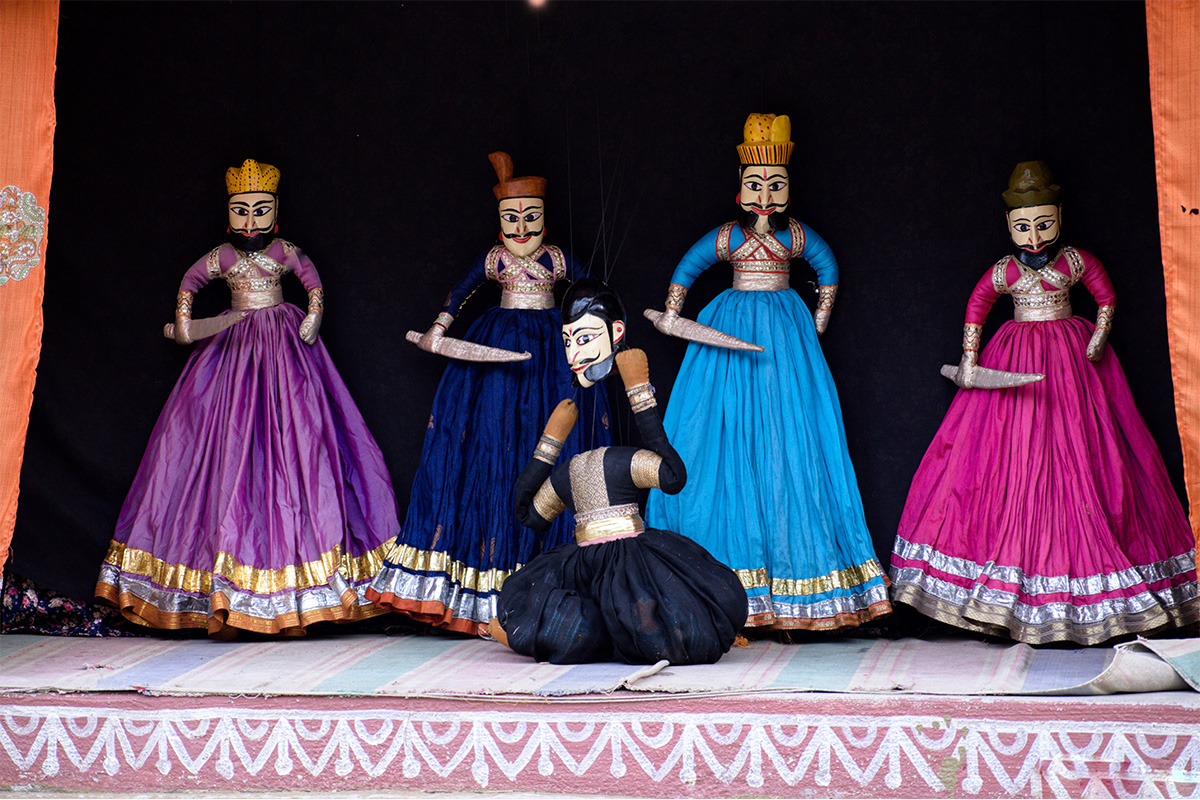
891 316 1198 644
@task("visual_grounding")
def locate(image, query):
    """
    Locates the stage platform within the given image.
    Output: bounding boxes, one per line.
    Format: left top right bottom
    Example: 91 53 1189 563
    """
2 632 1200 798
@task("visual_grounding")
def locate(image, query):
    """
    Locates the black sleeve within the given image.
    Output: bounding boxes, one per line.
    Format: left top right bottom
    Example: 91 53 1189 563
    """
632 402 686 495
512 457 555 531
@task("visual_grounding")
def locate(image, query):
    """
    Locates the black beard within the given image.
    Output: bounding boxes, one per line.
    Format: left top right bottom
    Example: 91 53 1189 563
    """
228 229 272 253
738 208 789 233
1013 240 1060 270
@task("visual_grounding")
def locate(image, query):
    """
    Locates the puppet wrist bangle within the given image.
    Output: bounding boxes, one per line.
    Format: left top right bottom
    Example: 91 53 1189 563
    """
533 433 566 464
306 287 325 315
962 323 982 353
817 284 838 310
176 290 194 319
626 382 657 413
1095 305 1115 332
665 284 687 313
433 312 454 332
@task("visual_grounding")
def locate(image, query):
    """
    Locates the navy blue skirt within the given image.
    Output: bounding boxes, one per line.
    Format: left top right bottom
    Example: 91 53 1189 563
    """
368 306 610 632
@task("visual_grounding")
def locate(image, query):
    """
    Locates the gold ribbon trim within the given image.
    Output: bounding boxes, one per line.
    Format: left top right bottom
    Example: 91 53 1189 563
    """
102 538 388 596
575 513 644 545
735 559 885 596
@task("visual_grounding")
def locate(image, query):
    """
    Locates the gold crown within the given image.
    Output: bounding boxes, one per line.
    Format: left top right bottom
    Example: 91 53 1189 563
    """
225 159 281 195
736 114 794 166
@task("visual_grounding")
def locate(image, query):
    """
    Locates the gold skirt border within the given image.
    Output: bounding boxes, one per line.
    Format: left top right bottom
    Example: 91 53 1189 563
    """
95 538 392 635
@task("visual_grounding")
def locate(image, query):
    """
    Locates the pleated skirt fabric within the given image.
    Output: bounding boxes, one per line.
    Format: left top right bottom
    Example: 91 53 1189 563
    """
497 529 748 665
645 288 890 629
96 304 400 634
891 316 1199 644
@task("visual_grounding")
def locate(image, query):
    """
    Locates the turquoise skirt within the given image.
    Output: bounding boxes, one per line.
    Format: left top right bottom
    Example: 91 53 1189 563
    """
645 288 890 629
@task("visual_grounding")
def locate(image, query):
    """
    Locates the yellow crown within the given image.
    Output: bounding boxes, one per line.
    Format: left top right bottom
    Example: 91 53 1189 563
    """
736 114 794 166
225 159 280 195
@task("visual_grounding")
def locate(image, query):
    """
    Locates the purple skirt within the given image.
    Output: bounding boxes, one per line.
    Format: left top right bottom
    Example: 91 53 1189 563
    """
891 316 1199 644
96 304 400 634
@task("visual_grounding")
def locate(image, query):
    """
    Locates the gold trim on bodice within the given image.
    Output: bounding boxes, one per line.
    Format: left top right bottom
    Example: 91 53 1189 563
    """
485 245 565 309
500 292 554 310
995 247 1084 323
568 448 645 545
718 220 804 292
221 244 290 310
232 287 284 310
732 272 789 291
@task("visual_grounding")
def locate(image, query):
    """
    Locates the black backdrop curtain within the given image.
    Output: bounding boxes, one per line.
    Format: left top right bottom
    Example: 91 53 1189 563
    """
12 1 1180 611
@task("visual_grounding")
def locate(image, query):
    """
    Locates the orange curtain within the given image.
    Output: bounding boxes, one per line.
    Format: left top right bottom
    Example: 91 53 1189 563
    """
1147 0 1200 559
0 1 57 569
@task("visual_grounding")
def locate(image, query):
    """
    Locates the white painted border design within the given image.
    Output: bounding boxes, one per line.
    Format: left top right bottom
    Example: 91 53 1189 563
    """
3 705 1200 798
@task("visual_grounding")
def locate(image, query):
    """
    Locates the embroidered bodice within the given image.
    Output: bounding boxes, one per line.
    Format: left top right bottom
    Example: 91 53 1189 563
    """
441 244 586 316
484 245 568 310
178 239 321 312
668 218 838 293
964 246 1116 327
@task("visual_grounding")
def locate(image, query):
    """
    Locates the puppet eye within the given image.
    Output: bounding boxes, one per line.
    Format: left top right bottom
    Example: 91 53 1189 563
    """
501 213 519 223
525 212 543 222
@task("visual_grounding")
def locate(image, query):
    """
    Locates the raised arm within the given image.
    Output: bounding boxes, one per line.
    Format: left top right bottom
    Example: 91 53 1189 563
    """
513 399 578 531
614 349 686 494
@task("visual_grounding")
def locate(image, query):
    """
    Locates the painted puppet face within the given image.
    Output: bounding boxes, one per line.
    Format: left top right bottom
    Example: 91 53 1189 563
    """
228 191 278 234
1006 204 1061 254
562 313 626 387
498 196 545 257
738 166 790 218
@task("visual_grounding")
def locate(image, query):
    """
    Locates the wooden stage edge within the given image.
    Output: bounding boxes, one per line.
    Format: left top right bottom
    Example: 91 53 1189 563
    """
3 689 1200 798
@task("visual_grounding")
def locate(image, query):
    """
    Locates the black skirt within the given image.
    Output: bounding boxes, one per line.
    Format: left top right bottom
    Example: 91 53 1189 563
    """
497 529 748 665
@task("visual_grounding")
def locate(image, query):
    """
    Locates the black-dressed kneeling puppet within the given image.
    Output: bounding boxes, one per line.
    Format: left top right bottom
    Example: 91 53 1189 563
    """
489 279 748 664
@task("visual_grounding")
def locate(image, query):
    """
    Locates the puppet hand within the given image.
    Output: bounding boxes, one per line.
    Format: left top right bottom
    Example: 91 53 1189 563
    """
614 349 650 389
173 316 193 345
813 307 832 336
1087 305 1114 363
1086 326 1109 362
544 399 579 441
416 324 445 354
955 350 978 389
616 349 656 412
653 308 679 336
813 285 837 336
299 310 322 345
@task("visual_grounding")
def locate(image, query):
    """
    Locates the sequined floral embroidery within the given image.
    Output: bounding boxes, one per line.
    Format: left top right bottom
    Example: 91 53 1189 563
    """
0 185 47 286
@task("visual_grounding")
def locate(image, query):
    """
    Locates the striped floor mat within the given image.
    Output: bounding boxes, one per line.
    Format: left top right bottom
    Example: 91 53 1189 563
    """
0 633 1196 697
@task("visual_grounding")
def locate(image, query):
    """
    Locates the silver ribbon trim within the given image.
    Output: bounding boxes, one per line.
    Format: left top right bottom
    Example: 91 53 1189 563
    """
732 271 789 291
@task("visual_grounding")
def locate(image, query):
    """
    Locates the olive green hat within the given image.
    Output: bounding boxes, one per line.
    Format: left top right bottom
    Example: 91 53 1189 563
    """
1002 161 1061 208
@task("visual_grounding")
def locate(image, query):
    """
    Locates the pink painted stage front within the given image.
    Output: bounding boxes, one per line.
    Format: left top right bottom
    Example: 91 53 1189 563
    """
4 691 1200 798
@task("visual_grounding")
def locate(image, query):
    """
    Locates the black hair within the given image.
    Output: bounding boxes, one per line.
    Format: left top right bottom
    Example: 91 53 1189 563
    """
561 278 626 327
